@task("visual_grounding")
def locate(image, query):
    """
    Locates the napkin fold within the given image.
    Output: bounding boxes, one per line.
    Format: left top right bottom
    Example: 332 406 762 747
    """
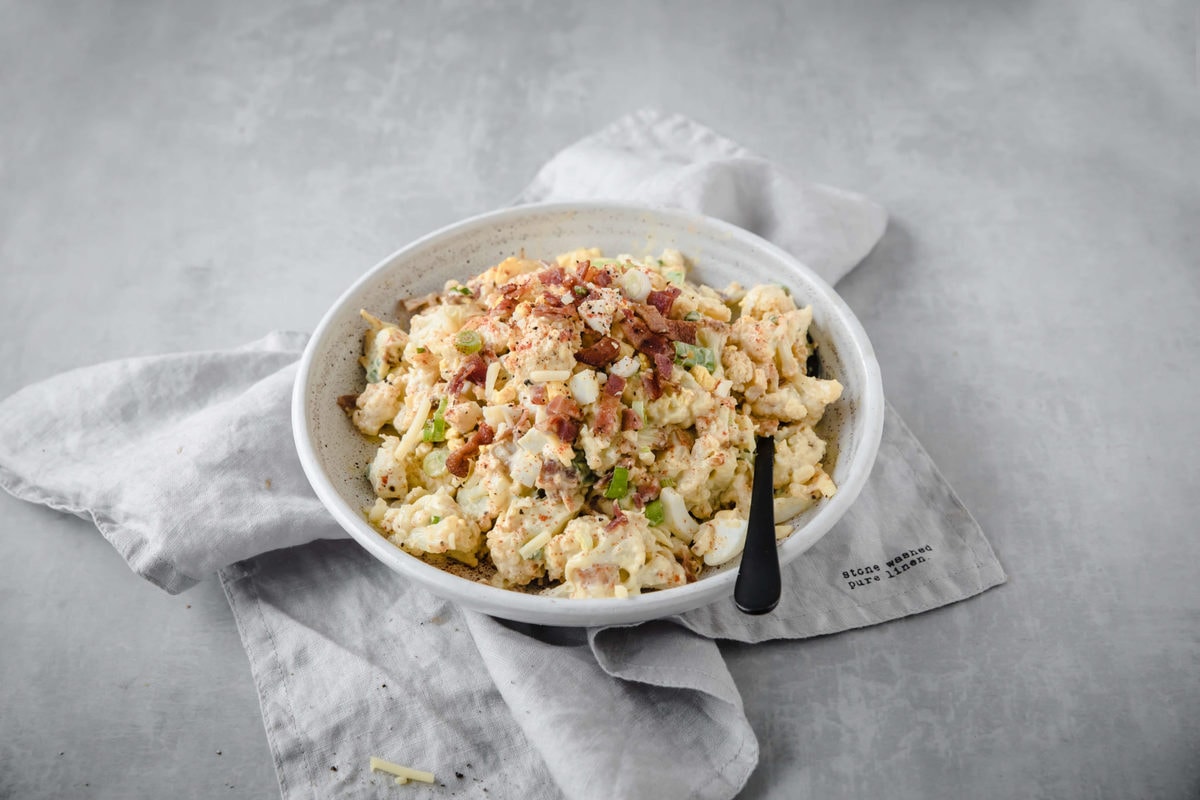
0 110 1005 800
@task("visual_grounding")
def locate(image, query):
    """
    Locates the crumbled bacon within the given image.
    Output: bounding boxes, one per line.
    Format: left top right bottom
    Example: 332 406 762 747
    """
532 303 578 319
540 266 565 285
621 408 642 431
445 422 495 478
448 354 489 397
603 374 625 396
604 506 628 531
618 314 672 379
575 336 621 368
546 394 583 419
593 395 623 438
529 384 548 405
663 319 698 344
536 458 580 500
579 261 613 287
633 479 660 508
545 415 580 443
633 303 670 334
646 286 680 316
634 302 697 344
652 350 675 377
336 394 359 412
641 370 663 400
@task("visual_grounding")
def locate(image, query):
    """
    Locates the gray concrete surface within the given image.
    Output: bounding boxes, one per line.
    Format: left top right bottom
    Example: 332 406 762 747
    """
2 1 1198 798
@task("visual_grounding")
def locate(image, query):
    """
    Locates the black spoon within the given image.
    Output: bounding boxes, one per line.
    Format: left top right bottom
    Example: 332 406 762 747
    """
734 435 780 614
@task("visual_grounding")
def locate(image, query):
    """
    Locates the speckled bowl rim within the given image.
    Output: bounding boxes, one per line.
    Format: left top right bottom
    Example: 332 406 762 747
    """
293 202 884 626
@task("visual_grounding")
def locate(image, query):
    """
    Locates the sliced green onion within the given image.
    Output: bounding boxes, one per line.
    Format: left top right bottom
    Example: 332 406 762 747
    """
430 515 441 525
415 346 427 354
422 448 448 477
644 499 665 526
422 397 449 442
604 466 630 499
573 284 589 296
451 285 473 296
572 451 596 486
674 341 717 372
454 330 483 355
663 268 685 286
684 311 702 322
631 400 645 423
660 477 676 488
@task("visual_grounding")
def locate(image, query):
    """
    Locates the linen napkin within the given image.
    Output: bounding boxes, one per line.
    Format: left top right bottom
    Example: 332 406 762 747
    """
0 110 1005 800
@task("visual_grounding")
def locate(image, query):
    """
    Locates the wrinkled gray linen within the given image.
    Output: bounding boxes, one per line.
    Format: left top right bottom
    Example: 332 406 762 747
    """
0 111 1004 799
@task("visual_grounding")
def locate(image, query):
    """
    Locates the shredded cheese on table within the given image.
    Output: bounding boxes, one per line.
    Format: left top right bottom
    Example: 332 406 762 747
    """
369 756 435 785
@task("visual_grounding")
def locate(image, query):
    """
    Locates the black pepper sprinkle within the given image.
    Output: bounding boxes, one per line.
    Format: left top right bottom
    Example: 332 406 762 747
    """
330 766 338 772
455 772 464 779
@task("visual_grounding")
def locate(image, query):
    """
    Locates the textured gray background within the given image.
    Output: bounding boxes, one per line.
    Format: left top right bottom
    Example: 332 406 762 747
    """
2 1 1198 798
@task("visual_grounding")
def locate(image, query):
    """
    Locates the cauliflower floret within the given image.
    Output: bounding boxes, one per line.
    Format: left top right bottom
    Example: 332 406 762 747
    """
360 311 409 383
750 386 810 423
544 512 674 598
409 304 480 367
721 347 754 389
738 284 797 319
672 284 733 322
487 494 579 586
471 256 541 298
351 374 404 435
773 425 826 492
368 435 409 499
455 449 512 530
577 423 624 472
460 313 513 354
503 314 582 381
380 489 481 560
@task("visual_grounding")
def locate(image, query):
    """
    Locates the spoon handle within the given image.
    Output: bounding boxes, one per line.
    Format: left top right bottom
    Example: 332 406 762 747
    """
734 435 781 615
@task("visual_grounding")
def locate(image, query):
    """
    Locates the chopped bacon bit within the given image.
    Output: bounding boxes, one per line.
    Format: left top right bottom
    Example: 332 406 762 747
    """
605 507 628 531
603 374 626 397
593 395 622 438
546 394 583 419
581 263 613 287
633 479 661 508
492 295 518 316
448 353 489 397
540 395 583 443
641 370 663 400
537 458 580 498
445 422 495 478
663 319 698 344
545 415 580 443
336 394 359 412
618 315 672 379
540 266 565 285
529 384 548 405
633 303 670 334
646 286 681 316
652 350 675 377
513 407 533 437
575 336 621 368
532 303 578 319
621 408 642 431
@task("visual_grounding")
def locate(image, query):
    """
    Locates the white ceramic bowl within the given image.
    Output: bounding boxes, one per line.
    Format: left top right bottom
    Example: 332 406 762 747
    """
293 203 884 626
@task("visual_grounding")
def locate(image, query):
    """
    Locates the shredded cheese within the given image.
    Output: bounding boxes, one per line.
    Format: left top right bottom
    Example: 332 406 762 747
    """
529 369 572 383
369 756 435 785
518 529 554 560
